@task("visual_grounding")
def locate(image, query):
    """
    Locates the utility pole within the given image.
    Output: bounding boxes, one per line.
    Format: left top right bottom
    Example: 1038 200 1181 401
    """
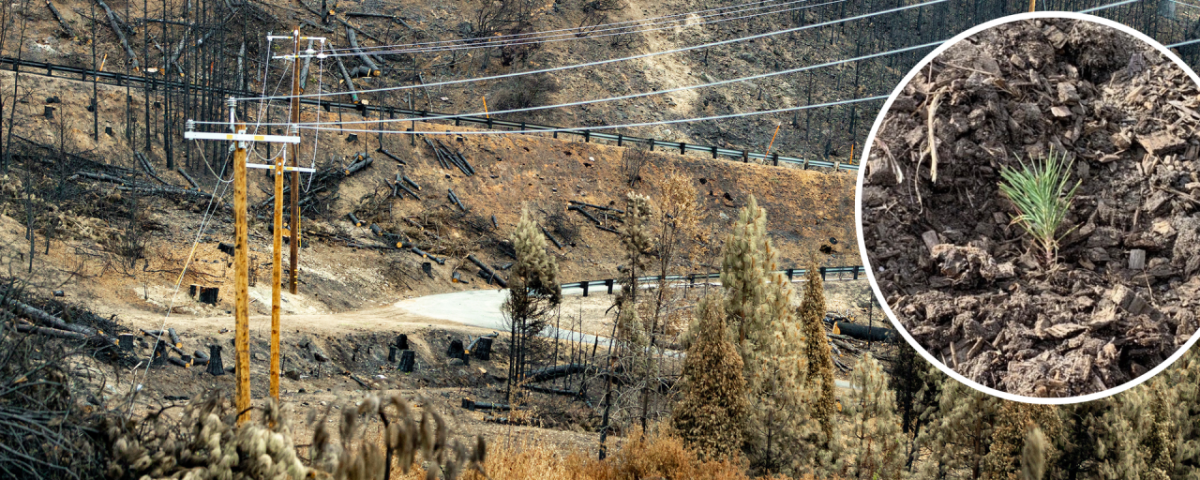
185 99 305 422
232 118 249 424
270 144 284 400
288 27 302 294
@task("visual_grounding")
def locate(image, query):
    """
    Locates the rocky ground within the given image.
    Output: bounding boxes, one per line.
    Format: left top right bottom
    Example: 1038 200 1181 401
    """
862 18 1200 397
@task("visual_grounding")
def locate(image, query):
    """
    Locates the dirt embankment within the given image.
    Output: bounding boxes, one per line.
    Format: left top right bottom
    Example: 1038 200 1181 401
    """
0 67 857 323
862 19 1200 397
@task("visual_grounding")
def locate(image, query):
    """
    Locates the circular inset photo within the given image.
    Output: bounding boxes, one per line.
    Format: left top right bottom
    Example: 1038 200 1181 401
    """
856 12 1200 402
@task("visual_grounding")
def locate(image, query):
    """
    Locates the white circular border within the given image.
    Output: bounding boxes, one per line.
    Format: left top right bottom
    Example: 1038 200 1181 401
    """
854 11 1200 405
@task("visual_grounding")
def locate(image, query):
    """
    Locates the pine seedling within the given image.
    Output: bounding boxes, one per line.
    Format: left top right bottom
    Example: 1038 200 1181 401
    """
998 148 1081 266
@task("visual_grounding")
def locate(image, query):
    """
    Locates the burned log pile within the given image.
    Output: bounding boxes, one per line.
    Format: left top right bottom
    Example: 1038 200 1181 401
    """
422 137 474 176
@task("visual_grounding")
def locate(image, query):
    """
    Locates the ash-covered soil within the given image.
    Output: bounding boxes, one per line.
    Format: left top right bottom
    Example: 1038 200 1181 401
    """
861 18 1200 397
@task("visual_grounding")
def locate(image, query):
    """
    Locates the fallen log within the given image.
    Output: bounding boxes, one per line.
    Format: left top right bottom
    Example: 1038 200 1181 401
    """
345 11 393 18
176 168 199 189
346 373 373 389
541 226 563 249
568 200 624 214
46 1 75 38
141 328 186 357
95 0 138 71
300 18 335 33
568 205 603 225
467 254 507 288
411 246 445 265
75 171 127 185
5 297 108 340
118 185 214 201
422 137 447 169
454 151 475 175
522 384 580 397
333 54 361 104
16 323 90 341
401 175 420 191
448 188 466 211
527 363 589 383
462 399 509 411
396 175 420 199
344 154 373 176
833 321 896 342
299 39 315 92
347 212 363 227
346 27 380 77
378 148 406 165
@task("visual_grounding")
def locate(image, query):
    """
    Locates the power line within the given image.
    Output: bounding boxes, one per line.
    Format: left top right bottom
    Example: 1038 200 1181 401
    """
239 0 947 101
296 94 888 136
333 0 807 53
322 0 839 57
210 41 940 128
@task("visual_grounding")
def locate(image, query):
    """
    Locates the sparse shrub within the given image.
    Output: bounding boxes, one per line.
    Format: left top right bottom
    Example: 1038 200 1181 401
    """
0 313 106 480
621 148 649 188
490 75 560 113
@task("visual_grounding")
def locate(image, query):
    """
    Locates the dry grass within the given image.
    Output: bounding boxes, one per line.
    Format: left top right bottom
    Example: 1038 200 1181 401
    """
385 427 827 480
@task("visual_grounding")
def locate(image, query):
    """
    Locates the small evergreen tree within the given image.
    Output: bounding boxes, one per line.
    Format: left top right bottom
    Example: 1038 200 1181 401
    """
671 296 748 461
718 195 815 474
502 207 561 404
916 374 1002 480
1166 348 1200 480
982 402 1061 480
800 260 837 444
600 192 654 459
845 353 904 480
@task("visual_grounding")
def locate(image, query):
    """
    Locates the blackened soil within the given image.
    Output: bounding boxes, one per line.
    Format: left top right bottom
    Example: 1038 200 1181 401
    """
861 19 1200 397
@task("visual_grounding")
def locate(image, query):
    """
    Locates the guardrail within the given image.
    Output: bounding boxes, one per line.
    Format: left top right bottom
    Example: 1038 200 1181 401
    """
0 56 858 172
562 265 865 296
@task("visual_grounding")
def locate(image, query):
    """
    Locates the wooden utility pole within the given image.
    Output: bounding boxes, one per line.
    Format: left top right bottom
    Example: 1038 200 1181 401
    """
289 27 302 294
232 119 251 424
270 142 284 400
185 99 304 423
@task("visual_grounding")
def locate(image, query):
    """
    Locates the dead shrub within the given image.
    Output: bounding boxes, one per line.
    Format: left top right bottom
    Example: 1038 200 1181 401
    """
621 148 650 188
490 75 561 113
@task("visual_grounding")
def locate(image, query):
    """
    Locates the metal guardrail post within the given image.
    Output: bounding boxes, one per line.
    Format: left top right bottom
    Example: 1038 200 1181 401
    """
819 267 827 280
617 134 623 146
582 282 589 297
605 279 614 295
786 269 794 282
679 142 686 155
853 268 859 280
712 146 718 159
